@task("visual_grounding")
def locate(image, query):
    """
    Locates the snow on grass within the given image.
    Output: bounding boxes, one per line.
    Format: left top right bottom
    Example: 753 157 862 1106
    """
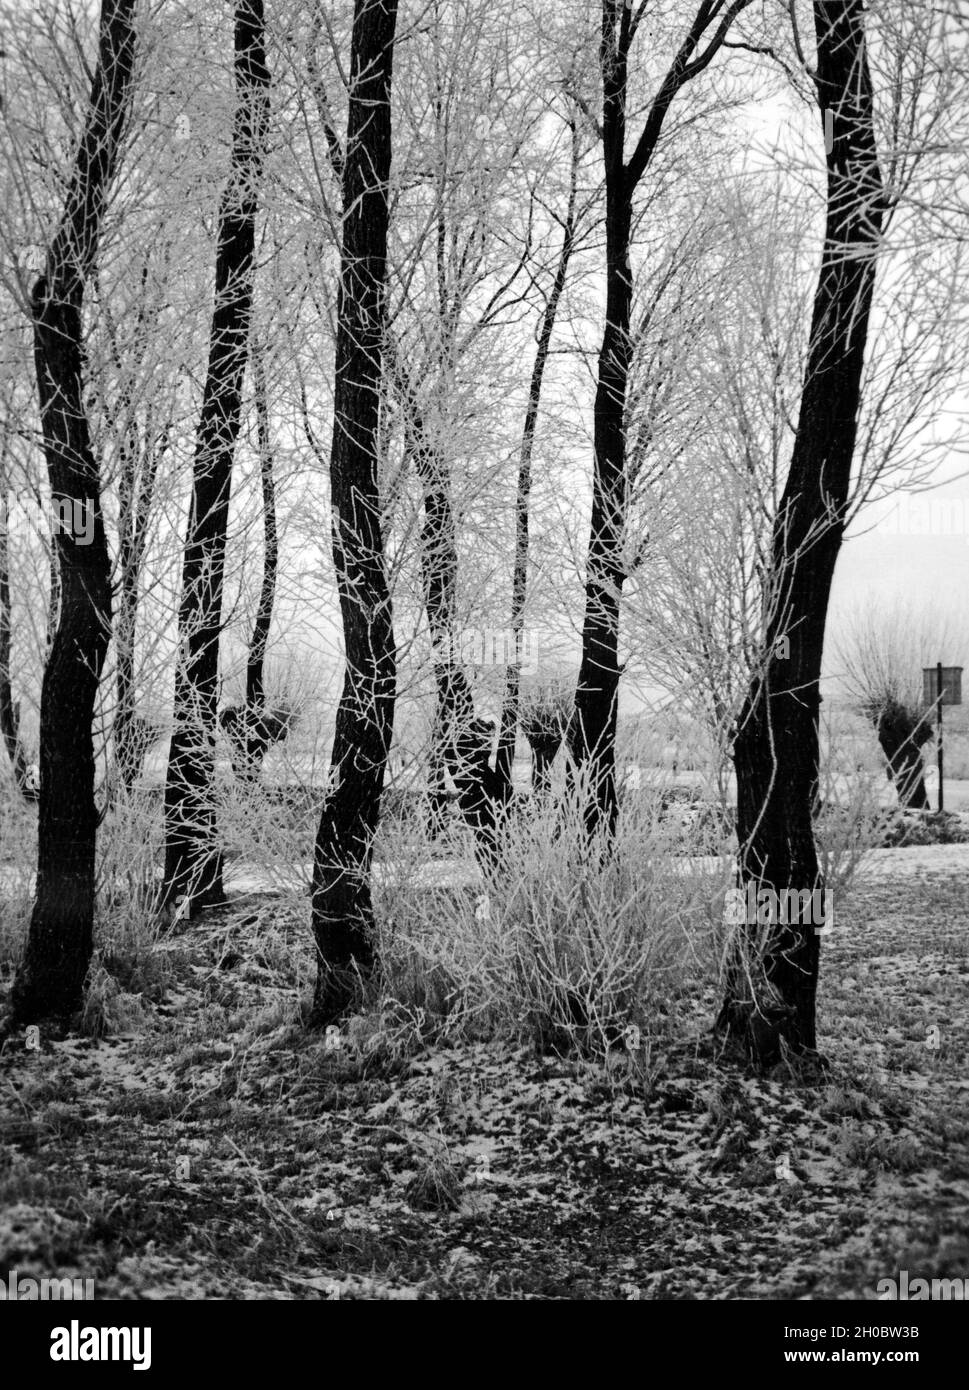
1 853 967 1299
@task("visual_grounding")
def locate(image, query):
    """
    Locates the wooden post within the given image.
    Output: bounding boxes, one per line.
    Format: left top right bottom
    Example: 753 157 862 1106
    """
937 661 944 814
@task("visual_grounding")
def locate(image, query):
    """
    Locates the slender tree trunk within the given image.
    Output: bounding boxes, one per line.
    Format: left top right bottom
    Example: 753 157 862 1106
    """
405 407 505 867
718 0 884 1063
568 0 751 840
568 3 635 838
567 2 674 839
9 0 136 1027
163 0 269 912
223 341 279 784
495 119 579 797
568 148 630 838
101 264 162 801
112 430 157 796
423 704 450 837
0 487 34 799
311 0 399 1026
245 343 277 720
113 566 138 793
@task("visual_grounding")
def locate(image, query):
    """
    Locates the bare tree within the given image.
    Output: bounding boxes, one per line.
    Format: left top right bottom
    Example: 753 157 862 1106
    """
630 184 809 809
0 464 36 798
718 0 885 1063
9 0 137 1026
311 0 399 1026
391 4 519 836
569 0 752 839
162 0 270 914
218 336 291 782
89 256 176 799
495 112 584 798
380 2 574 864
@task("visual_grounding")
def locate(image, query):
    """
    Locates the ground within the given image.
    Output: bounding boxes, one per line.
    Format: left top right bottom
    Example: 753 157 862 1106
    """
1 849 967 1300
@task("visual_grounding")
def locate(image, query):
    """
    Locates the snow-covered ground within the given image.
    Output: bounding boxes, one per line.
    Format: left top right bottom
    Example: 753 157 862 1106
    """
194 842 969 897
2 843 968 901
135 751 969 811
3 856 967 1300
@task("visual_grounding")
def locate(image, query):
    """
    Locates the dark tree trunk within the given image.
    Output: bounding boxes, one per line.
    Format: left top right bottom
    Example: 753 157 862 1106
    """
399 386 506 867
884 740 929 812
718 0 884 1064
113 565 139 793
412 429 460 809
113 429 158 796
9 0 137 1027
529 736 562 797
568 0 750 839
874 701 930 810
567 7 631 840
311 0 399 1026
424 710 449 837
221 341 279 785
520 687 570 799
163 0 269 913
101 262 163 801
220 703 290 782
449 713 506 869
495 119 579 797
0 488 34 799
245 344 277 725
414 431 506 867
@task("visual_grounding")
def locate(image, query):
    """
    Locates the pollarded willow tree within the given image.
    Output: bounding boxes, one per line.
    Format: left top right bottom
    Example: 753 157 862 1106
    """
834 602 967 812
10 0 137 1025
311 0 399 1026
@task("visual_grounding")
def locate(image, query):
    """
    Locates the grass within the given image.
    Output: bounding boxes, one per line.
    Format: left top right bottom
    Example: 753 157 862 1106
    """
370 791 730 1059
